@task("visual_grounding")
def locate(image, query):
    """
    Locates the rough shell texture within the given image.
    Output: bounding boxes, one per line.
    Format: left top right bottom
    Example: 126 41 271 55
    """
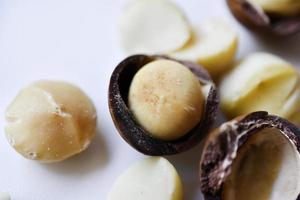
226 0 300 36
108 55 219 155
199 111 300 200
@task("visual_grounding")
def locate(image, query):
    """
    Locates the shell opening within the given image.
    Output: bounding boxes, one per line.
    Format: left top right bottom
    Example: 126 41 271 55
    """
223 128 300 200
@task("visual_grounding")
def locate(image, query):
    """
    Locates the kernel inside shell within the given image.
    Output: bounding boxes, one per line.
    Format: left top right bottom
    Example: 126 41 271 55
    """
128 59 204 141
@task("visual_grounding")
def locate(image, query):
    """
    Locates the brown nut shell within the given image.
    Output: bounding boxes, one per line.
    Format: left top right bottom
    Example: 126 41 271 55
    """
200 111 300 200
108 55 219 155
226 0 300 36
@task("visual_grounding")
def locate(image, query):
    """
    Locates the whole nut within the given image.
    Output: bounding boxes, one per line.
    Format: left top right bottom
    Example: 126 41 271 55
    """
128 59 204 141
109 55 219 155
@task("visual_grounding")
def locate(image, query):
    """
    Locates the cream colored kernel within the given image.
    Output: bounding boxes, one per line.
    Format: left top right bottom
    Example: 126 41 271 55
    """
129 60 204 141
108 157 183 200
5 81 97 162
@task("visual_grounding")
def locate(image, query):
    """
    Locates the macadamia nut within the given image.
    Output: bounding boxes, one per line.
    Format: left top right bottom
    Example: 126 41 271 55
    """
107 157 183 200
5 81 97 162
223 128 300 200
220 52 300 125
119 0 191 54
128 60 204 141
170 19 238 78
200 112 300 200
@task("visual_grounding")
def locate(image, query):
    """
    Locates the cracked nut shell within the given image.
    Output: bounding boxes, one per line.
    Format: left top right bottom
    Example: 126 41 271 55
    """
108 55 219 155
200 111 300 200
226 0 300 36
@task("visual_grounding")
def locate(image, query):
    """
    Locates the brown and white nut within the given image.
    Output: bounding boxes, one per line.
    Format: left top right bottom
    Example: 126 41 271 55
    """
200 111 300 200
109 55 219 155
5 81 97 162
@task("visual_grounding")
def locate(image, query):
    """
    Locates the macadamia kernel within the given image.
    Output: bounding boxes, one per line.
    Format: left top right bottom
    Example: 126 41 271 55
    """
108 157 183 200
119 0 191 54
170 19 238 78
129 60 204 141
5 81 97 162
220 52 300 124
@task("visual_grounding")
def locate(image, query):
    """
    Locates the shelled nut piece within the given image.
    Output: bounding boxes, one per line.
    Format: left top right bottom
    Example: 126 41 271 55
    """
107 157 183 200
220 52 300 125
109 55 219 155
5 81 97 162
0 192 10 200
170 19 238 78
227 0 300 35
200 111 300 200
119 0 191 54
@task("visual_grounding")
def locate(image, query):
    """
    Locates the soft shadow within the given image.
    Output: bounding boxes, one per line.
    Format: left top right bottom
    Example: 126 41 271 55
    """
166 112 225 200
184 181 204 200
255 32 300 62
167 142 206 200
42 127 109 176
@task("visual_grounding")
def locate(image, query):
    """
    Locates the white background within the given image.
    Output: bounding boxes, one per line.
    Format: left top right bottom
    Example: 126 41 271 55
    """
0 0 299 199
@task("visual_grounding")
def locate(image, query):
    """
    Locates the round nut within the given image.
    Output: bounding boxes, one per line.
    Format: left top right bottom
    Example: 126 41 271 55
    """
226 0 300 36
200 111 300 200
5 81 97 162
128 59 204 141
109 55 219 155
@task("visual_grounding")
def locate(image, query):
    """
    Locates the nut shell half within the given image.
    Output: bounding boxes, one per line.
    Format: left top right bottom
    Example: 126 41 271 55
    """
226 0 300 36
109 55 219 155
200 111 300 200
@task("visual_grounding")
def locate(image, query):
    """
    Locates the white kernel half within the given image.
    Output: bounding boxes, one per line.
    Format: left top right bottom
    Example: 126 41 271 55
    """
170 19 238 77
119 0 191 54
107 157 183 200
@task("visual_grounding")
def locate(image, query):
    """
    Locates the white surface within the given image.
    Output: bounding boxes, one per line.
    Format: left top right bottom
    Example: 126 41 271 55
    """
0 0 299 200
